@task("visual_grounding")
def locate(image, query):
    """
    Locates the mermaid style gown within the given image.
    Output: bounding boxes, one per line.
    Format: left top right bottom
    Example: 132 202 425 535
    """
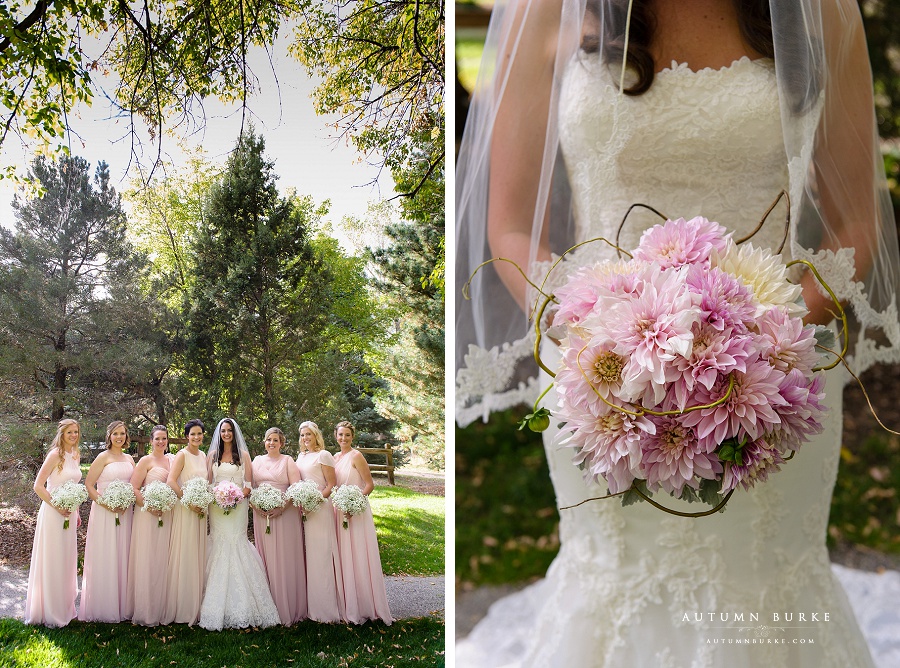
198 461 280 630
458 57 876 667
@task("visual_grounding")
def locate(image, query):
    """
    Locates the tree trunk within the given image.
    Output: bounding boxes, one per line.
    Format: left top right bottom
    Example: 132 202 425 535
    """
51 364 67 422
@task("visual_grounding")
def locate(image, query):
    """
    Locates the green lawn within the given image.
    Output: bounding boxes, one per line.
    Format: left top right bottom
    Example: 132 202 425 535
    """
0 617 445 668
370 486 445 576
456 409 558 586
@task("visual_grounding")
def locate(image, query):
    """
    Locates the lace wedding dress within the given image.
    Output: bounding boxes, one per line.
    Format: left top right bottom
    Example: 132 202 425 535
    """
199 462 280 631
458 57 879 668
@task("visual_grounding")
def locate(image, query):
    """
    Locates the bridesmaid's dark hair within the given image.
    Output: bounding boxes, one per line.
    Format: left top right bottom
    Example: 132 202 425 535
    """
150 424 168 439
183 419 204 438
215 418 242 468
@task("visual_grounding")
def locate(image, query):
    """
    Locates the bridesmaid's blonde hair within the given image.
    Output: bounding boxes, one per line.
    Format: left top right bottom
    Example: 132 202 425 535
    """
299 421 325 452
105 420 131 450
265 427 285 445
50 419 81 472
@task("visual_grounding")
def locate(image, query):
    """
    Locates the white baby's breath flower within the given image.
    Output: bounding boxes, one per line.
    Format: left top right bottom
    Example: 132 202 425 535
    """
249 483 287 534
141 480 178 527
99 479 136 526
331 484 368 529
712 242 804 317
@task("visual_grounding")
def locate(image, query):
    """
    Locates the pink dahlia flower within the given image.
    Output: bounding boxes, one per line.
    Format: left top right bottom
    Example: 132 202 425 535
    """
769 369 827 452
756 307 820 375
589 265 700 405
668 322 754 411
557 406 654 494
633 217 730 269
640 416 722 496
679 357 787 450
555 335 631 411
685 264 757 333
721 438 784 492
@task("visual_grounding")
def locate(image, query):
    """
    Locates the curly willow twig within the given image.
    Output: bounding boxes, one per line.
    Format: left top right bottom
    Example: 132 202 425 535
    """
735 189 791 254
785 258 849 371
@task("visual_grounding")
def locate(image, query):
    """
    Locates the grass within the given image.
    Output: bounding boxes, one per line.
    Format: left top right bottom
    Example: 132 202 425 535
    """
456 409 558 587
457 409 900 588
370 486 445 577
829 434 900 555
0 617 445 668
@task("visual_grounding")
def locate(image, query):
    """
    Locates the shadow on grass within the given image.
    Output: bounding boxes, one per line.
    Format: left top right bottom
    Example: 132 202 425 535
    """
0 617 445 668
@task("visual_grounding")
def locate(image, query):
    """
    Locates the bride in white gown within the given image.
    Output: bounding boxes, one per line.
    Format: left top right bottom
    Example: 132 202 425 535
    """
456 1 900 667
199 418 280 631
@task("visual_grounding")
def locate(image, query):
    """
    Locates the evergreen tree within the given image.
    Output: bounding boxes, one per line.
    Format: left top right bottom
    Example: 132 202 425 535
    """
182 128 333 444
0 154 166 464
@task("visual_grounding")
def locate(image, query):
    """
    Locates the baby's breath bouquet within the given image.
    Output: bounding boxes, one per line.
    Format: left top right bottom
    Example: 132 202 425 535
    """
331 484 368 529
50 480 88 529
249 483 286 534
141 480 178 527
99 479 136 526
285 480 325 522
181 477 214 519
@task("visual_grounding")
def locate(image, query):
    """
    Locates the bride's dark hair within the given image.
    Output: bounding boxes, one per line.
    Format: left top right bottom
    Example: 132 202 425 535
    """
583 0 773 96
215 418 242 468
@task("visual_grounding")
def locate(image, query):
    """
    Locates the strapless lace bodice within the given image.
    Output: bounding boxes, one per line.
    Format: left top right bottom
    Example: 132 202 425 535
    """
557 56 789 266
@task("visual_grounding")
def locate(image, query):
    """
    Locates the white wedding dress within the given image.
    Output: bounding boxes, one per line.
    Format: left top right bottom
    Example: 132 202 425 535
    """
199 461 280 631
458 57 883 667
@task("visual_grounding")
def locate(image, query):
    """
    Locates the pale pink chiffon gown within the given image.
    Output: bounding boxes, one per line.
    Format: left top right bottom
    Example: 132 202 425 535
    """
162 449 208 625
252 454 307 625
78 458 136 622
25 450 82 627
126 455 174 625
334 453 392 624
296 449 345 622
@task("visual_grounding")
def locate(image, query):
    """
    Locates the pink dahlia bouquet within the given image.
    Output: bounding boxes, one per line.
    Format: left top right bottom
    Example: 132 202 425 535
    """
546 216 832 512
212 480 244 515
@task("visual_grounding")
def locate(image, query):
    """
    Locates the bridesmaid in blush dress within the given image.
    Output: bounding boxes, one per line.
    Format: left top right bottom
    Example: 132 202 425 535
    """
332 421 392 625
25 419 83 627
295 421 345 623
79 420 136 622
251 427 307 625
162 418 208 626
126 424 174 625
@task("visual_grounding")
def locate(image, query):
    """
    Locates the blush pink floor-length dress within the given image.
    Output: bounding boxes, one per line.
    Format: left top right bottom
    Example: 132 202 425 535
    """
78 458 136 622
334 453 392 625
251 454 307 625
126 456 174 625
296 449 345 622
162 449 208 625
24 449 82 627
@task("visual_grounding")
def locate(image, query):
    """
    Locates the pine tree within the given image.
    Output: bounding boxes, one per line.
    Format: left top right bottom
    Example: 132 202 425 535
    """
0 155 159 422
182 128 333 443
